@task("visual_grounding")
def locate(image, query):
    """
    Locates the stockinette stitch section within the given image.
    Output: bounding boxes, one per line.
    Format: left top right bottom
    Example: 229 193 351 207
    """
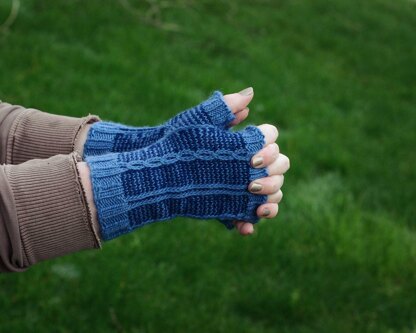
86 125 268 240
83 91 235 157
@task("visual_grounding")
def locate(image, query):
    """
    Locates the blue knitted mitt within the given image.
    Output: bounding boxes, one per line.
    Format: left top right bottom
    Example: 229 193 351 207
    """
83 91 235 157
86 125 268 240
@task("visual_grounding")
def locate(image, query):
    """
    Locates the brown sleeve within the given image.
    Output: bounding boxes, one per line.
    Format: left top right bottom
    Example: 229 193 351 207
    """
0 154 101 273
0 102 99 165
0 102 22 164
0 102 101 273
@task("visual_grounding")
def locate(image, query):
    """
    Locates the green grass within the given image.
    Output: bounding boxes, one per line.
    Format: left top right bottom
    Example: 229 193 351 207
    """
0 0 415 332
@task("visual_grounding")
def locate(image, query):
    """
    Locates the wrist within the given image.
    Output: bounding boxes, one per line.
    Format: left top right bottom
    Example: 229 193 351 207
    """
77 161 101 238
74 124 92 158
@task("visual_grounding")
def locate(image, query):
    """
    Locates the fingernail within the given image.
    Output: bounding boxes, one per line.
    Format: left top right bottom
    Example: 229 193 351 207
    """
262 208 271 217
238 87 253 96
250 183 263 193
252 156 264 168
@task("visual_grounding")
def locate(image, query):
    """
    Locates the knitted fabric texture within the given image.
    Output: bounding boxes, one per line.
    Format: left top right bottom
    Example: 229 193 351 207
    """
86 125 268 240
83 91 235 157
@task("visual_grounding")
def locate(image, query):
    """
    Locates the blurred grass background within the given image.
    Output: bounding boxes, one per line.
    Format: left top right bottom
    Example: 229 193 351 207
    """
0 0 415 332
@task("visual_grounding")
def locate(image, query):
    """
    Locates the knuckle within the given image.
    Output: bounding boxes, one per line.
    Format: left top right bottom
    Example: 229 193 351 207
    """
283 155 290 169
271 143 280 157
271 126 279 139
269 124 278 133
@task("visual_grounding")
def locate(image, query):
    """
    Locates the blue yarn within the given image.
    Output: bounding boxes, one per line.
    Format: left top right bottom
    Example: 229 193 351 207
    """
86 125 268 240
83 91 235 157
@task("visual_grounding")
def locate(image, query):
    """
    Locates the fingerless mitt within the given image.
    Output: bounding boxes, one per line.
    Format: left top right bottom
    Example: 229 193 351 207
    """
83 91 235 157
86 125 268 240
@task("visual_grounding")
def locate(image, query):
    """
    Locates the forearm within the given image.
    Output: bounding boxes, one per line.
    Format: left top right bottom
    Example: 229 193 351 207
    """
77 161 100 238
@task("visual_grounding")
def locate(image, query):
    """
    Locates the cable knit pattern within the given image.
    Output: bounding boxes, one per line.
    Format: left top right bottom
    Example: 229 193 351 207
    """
86 125 268 240
83 91 235 157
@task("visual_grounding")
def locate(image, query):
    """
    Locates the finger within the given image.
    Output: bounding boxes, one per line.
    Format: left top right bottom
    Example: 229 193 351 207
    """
223 87 254 114
257 203 279 218
249 175 284 195
257 124 278 146
251 143 279 168
229 107 249 126
267 153 290 175
267 190 283 203
233 221 254 236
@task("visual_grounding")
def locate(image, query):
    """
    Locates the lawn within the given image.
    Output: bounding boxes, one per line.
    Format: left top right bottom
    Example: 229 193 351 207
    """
0 0 415 332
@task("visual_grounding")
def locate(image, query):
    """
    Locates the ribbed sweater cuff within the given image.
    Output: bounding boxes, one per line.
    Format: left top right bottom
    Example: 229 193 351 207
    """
4 153 101 267
6 108 100 164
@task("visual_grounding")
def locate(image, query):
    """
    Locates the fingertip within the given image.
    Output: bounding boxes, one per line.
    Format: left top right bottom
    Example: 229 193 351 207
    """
267 152 290 175
240 223 254 235
257 203 279 218
223 90 254 114
251 143 279 168
249 175 284 195
234 221 254 236
257 124 278 145
267 190 283 203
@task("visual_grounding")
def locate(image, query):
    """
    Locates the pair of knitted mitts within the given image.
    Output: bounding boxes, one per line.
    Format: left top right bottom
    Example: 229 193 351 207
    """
84 92 268 240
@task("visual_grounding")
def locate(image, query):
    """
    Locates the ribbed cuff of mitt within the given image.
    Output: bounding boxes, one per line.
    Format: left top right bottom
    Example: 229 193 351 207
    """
167 91 236 128
4 153 101 267
6 108 100 164
84 153 131 240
